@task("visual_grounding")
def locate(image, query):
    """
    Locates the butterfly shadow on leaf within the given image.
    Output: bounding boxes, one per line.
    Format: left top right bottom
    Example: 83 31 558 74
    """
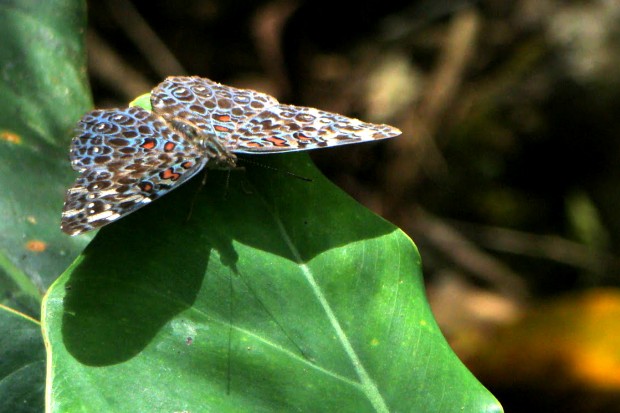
60 153 395 370
60 175 215 365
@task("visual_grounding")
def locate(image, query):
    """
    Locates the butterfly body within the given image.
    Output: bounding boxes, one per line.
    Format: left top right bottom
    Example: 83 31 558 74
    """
61 76 401 235
166 117 238 170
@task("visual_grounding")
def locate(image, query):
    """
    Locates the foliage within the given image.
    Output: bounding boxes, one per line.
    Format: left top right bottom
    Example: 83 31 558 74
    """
0 0 500 412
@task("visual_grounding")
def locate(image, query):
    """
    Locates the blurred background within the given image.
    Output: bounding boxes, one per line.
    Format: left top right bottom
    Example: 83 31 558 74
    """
85 0 620 411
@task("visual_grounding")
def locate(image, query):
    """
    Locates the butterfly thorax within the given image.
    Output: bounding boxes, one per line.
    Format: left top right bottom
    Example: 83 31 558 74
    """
168 117 237 169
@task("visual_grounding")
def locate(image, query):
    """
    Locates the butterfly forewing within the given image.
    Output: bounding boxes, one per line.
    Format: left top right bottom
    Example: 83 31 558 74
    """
230 104 402 153
150 76 401 153
151 76 279 147
61 107 207 235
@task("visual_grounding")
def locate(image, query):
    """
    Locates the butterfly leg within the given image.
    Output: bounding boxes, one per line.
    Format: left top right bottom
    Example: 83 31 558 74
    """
185 170 209 223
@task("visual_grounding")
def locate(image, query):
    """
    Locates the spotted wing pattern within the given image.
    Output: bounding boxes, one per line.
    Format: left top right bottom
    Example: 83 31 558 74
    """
61 107 207 235
63 76 402 236
151 76 279 146
230 104 401 153
150 76 401 153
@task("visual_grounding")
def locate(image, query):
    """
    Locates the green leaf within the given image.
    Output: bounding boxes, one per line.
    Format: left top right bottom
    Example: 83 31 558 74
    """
129 93 152 111
0 0 92 313
43 154 502 412
0 305 46 413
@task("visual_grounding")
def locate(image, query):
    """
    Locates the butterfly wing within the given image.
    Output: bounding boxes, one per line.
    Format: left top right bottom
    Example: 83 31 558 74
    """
150 76 279 148
61 107 206 236
150 76 401 154
229 104 401 153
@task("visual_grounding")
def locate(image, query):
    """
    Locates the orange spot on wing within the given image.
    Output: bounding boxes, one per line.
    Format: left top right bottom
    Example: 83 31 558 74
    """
164 142 176 152
1 130 21 144
25 240 46 252
141 138 156 149
215 115 231 122
266 136 288 147
181 161 193 169
246 142 262 147
160 168 181 181
214 125 230 132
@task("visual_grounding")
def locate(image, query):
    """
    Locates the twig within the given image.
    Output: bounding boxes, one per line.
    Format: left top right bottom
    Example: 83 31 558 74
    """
384 7 481 200
106 0 187 78
407 206 530 301
454 222 620 274
417 7 479 131
87 29 152 101
251 1 299 98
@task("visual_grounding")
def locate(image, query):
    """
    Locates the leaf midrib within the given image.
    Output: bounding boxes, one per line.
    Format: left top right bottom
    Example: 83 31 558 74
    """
273 210 390 413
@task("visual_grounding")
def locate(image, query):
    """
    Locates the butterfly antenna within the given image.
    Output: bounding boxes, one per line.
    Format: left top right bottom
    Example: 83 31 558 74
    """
237 157 313 182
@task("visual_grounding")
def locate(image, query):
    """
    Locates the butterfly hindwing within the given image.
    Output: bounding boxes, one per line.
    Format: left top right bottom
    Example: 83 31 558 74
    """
61 107 207 235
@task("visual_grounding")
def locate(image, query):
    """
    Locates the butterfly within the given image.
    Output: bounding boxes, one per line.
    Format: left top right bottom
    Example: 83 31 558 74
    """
61 76 402 235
